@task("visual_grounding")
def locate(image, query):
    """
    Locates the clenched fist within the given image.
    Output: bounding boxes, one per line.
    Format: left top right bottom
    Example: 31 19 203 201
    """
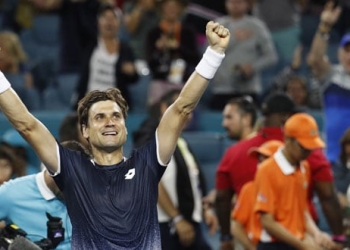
206 21 230 55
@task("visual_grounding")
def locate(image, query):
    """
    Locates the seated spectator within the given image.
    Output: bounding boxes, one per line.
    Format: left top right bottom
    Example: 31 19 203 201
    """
145 0 200 105
74 4 139 110
0 31 40 110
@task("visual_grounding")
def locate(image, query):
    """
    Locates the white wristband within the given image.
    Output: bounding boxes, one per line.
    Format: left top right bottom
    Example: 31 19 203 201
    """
0 71 11 94
195 46 225 79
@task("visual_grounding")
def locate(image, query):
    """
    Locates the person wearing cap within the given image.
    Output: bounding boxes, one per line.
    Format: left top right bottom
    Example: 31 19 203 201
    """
215 93 344 250
254 113 338 250
231 140 283 250
307 2 350 166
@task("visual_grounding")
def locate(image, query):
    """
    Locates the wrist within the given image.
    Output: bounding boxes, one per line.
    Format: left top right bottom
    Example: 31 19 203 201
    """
171 214 184 225
318 22 331 34
195 46 225 79
220 233 233 242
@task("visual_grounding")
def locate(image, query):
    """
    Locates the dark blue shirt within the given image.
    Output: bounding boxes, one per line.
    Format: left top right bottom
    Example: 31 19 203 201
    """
54 136 165 249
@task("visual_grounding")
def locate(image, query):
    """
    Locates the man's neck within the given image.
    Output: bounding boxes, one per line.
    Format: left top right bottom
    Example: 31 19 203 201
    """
92 148 124 166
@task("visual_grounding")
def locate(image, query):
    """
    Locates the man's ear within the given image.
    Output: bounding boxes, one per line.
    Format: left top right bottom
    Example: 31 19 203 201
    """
82 124 89 139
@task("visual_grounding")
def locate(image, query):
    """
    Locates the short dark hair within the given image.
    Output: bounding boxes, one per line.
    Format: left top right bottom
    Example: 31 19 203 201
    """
227 96 258 127
77 88 129 132
59 113 79 143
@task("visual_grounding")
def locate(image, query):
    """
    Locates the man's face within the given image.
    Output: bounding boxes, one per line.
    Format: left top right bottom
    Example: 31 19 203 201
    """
222 104 245 140
287 138 312 162
82 100 127 152
339 44 350 73
225 0 247 17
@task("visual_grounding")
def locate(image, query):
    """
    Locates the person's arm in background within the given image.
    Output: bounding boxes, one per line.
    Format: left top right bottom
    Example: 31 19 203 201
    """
215 149 235 250
308 149 344 236
29 0 63 11
158 182 196 247
231 220 256 250
307 1 341 80
304 211 341 250
124 0 155 34
156 21 229 167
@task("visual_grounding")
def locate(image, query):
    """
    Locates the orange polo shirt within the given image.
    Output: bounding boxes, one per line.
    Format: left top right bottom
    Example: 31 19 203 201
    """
232 181 261 244
254 149 310 242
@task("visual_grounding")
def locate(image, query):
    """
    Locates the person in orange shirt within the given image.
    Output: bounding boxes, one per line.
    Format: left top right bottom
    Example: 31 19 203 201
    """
254 113 339 250
231 140 283 250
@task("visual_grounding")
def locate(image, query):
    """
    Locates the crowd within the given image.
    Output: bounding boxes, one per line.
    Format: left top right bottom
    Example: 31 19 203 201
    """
0 0 349 250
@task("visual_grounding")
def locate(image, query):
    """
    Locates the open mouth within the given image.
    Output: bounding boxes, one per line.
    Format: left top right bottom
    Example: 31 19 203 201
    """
102 132 118 136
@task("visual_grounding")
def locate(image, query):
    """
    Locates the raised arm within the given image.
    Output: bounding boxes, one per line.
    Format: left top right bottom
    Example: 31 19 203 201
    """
0 72 58 173
156 21 230 164
307 2 342 80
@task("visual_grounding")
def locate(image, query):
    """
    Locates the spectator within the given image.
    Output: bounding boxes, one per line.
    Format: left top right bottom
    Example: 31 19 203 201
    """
231 140 284 250
123 0 159 60
133 89 217 249
145 0 200 105
254 113 338 250
332 127 350 208
30 0 115 74
0 146 16 185
215 93 344 250
251 0 301 66
210 0 278 110
74 4 139 110
307 2 350 165
0 31 40 110
222 96 258 141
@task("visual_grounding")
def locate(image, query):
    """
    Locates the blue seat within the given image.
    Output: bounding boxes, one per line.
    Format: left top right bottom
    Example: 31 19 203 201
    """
198 111 225 133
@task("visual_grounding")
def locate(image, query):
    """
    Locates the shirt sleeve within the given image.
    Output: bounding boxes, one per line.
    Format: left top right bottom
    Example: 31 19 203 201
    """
307 149 333 182
254 167 276 215
232 182 254 226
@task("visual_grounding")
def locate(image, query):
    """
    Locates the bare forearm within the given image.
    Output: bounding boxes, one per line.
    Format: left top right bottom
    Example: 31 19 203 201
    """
216 190 233 236
305 211 320 236
320 194 344 235
124 7 143 34
158 182 179 218
231 220 255 249
308 23 330 62
261 214 303 249
0 88 36 132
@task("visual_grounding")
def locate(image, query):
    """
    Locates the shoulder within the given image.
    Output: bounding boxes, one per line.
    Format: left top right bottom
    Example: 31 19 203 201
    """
0 175 36 197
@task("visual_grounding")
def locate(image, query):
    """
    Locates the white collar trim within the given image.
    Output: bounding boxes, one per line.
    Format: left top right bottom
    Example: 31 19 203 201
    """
274 148 305 175
36 170 56 201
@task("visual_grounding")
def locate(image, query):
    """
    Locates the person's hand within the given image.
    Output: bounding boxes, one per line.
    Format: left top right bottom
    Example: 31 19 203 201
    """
240 64 254 78
299 234 321 250
121 62 136 75
204 208 218 235
220 240 233 250
206 21 230 55
314 231 338 249
156 35 168 50
167 39 179 49
320 1 342 27
175 219 195 247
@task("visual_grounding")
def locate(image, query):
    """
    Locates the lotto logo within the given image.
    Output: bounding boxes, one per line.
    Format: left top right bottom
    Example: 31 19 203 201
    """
125 168 135 180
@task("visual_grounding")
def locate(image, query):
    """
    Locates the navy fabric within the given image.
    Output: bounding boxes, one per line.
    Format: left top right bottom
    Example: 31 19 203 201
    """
54 135 165 249
257 242 296 250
